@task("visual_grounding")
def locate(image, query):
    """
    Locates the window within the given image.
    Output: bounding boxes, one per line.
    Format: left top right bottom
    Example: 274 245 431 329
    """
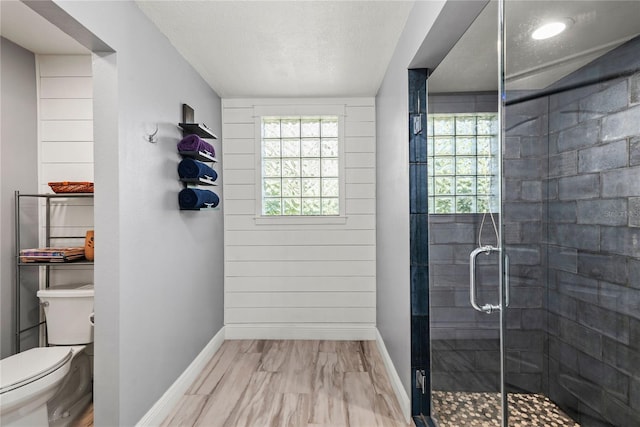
261 116 340 216
428 113 499 214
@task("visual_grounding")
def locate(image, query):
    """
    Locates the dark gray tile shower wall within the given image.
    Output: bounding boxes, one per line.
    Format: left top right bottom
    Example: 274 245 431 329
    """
503 95 548 395
507 37 640 425
544 69 640 426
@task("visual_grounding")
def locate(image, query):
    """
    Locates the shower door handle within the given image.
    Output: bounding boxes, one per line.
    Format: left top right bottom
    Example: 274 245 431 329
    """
504 254 510 308
470 245 501 313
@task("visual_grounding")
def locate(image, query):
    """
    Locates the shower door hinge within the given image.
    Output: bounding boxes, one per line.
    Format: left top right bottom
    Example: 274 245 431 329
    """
415 369 427 394
413 114 423 135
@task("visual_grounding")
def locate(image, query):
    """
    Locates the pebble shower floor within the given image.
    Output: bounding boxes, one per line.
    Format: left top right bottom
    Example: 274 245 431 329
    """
432 391 579 427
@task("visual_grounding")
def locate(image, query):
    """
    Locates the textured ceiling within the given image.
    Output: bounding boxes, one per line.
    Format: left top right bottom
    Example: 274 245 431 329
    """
428 0 640 92
0 0 88 54
135 1 414 98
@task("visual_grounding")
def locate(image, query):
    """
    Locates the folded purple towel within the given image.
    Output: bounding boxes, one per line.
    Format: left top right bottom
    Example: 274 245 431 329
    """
177 134 215 157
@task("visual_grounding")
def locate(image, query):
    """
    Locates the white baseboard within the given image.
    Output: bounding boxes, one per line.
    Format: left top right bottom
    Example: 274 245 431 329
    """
375 328 412 424
136 327 226 426
224 323 377 340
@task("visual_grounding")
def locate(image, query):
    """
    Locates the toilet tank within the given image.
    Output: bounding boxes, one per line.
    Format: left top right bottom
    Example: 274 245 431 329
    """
37 284 94 345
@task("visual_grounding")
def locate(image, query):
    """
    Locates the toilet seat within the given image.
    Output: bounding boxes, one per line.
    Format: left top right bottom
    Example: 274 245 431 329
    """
0 347 73 394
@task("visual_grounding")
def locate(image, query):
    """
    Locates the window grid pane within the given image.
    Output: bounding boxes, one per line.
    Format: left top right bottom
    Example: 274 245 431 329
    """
262 117 339 216
428 113 498 214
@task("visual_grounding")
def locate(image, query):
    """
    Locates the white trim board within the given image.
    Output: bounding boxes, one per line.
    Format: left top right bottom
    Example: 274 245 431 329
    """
135 327 225 426
224 324 377 340
375 328 412 424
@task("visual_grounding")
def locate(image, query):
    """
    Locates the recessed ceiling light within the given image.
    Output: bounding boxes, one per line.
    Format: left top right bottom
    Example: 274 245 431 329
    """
531 20 571 40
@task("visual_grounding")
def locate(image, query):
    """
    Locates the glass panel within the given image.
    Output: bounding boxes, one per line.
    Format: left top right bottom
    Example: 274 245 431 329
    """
302 198 321 215
477 136 493 155
433 196 454 214
301 139 321 157
302 159 320 177
302 178 321 197
263 178 281 197
321 159 339 177
456 137 476 155
263 159 281 177
301 119 320 137
434 137 455 155
263 198 281 215
456 196 475 213
321 119 338 137
434 177 454 195
477 157 493 175
434 116 454 135
434 157 454 175
282 178 301 197
321 139 339 157
456 157 476 175
263 139 281 157
425 2 502 426
477 198 490 213
263 120 281 138
282 198 301 215
321 178 339 197
282 159 300 177
281 119 300 138
281 139 300 157
321 198 339 215
502 2 640 426
456 116 476 135
476 115 496 135
455 176 475 195
477 176 492 195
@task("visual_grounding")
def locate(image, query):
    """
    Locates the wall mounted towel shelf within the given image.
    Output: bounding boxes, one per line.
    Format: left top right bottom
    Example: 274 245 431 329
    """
179 206 219 211
179 177 217 186
178 104 220 211
178 150 217 163
178 123 217 139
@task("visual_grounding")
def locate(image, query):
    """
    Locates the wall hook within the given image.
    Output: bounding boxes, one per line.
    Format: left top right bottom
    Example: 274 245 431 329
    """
145 125 159 143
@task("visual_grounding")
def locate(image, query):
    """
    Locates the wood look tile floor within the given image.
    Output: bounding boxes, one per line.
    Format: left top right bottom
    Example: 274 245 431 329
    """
71 402 94 427
162 340 413 427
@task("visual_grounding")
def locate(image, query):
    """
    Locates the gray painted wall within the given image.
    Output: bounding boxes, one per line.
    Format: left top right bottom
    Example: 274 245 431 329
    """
375 0 446 395
49 2 224 425
0 37 39 358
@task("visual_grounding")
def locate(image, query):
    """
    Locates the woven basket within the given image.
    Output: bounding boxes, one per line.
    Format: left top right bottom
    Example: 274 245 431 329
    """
48 181 94 193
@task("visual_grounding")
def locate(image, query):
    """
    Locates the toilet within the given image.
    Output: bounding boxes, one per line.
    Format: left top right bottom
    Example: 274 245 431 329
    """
0 284 94 427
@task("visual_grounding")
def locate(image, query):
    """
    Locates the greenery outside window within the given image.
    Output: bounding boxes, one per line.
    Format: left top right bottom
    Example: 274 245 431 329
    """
261 116 340 216
428 113 499 214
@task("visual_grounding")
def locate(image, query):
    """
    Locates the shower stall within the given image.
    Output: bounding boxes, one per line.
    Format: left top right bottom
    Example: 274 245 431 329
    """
414 1 640 426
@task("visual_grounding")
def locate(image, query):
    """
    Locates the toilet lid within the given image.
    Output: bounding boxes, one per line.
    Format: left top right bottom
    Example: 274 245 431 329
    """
0 347 73 394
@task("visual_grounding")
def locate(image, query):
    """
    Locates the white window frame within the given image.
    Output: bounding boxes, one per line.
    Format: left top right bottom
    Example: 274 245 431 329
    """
254 104 347 225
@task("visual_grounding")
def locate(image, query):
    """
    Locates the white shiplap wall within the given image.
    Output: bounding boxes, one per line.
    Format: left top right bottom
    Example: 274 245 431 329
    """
222 98 376 339
38 55 94 287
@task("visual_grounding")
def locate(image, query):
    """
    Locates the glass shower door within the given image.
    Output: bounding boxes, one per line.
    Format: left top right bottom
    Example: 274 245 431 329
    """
426 1 505 425
427 0 640 425
502 1 640 426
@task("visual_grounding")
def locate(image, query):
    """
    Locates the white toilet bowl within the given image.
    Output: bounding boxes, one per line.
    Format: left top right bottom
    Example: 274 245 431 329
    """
0 284 94 427
0 346 78 427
